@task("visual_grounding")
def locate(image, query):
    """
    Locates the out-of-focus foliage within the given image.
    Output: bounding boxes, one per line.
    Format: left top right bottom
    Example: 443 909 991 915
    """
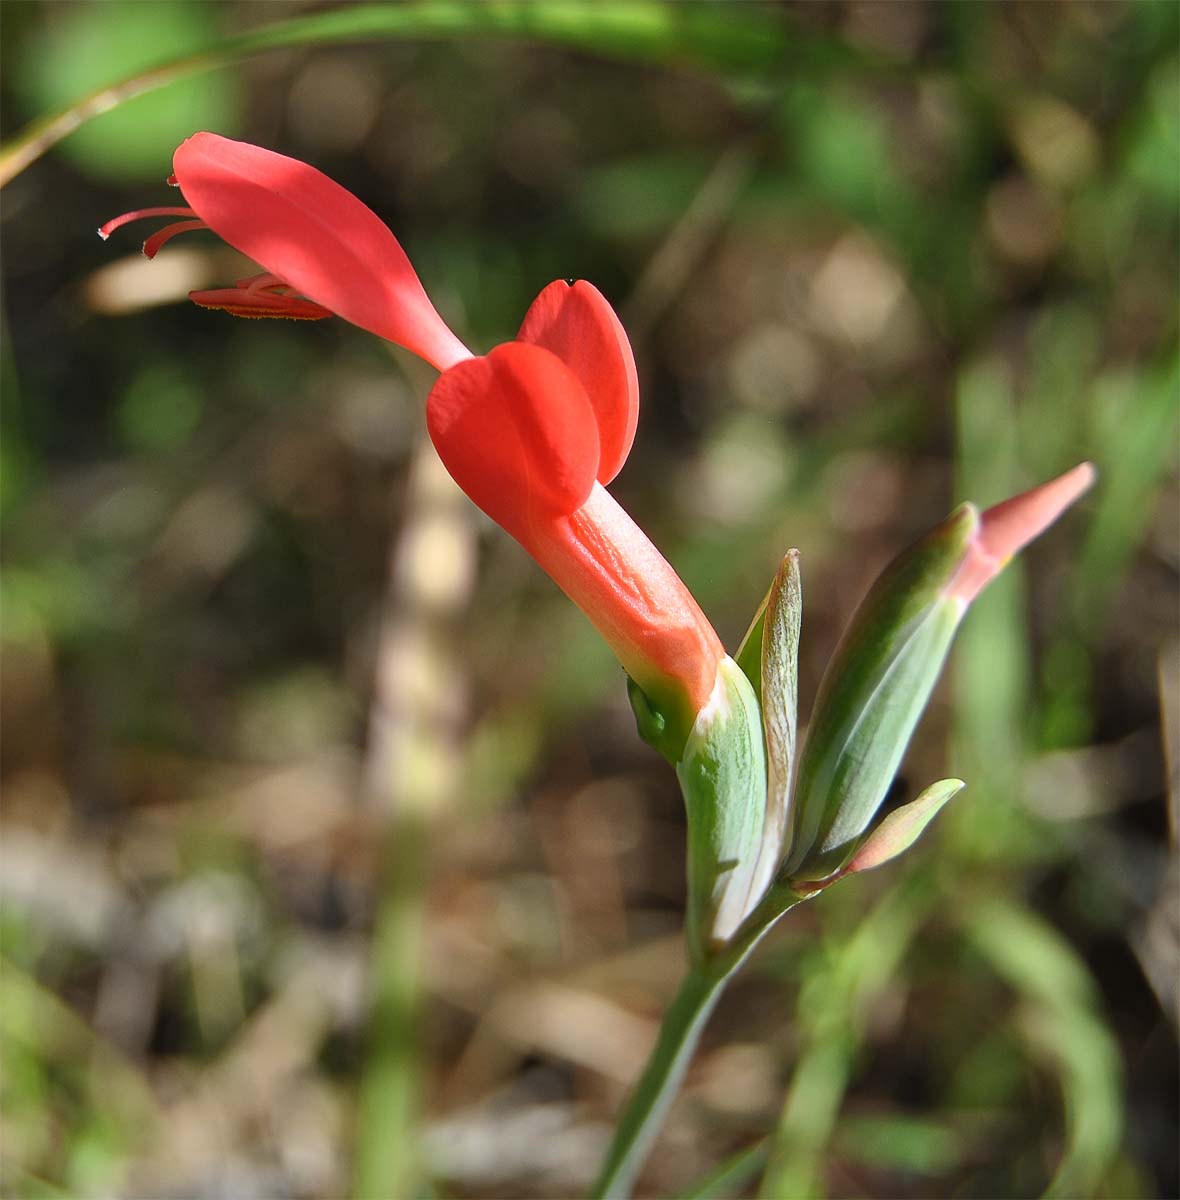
10 0 239 181
1 2 1176 1198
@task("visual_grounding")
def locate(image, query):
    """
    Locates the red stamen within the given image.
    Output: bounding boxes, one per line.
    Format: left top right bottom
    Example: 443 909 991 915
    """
236 272 288 292
98 206 198 240
189 287 333 321
142 219 208 259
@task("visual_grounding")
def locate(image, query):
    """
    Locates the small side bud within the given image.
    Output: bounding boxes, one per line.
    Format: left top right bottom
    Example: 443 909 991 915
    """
628 675 682 764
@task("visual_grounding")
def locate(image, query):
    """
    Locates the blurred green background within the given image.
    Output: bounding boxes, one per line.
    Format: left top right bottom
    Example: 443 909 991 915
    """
1 2 1176 1198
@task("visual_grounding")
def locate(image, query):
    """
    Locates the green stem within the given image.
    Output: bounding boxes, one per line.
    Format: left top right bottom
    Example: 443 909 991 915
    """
591 967 727 1200
590 889 803 1199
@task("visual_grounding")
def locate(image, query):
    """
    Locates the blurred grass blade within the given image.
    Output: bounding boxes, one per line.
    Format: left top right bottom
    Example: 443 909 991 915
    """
0 955 163 1180
1076 357 1179 631
1039 357 1176 747
677 1140 768 1200
964 898 1123 1199
0 0 790 187
758 881 927 1199
833 1114 963 1177
352 433 475 1200
949 359 1031 860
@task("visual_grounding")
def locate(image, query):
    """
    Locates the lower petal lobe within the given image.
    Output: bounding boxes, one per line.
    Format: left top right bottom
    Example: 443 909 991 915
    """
425 342 601 541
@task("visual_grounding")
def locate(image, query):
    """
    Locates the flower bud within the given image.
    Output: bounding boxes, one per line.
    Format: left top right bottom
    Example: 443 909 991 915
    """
780 462 1093 885
782 505 974 882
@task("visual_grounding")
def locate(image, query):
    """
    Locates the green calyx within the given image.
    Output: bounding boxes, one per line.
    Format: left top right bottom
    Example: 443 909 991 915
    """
675 655 769 961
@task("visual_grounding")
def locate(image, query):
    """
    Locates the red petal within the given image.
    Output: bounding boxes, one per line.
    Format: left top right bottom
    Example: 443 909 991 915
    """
426 343 600 538
528 485 725 728
516 280 639 484
172 133 470 369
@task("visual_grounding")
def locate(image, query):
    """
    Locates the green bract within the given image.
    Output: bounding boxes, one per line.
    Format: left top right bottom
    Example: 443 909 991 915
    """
839 777 965 877
737 550 802 910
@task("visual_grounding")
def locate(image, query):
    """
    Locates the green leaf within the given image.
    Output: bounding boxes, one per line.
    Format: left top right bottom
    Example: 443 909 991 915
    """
782 506 977 883
841 778 964 876
677 656 768 958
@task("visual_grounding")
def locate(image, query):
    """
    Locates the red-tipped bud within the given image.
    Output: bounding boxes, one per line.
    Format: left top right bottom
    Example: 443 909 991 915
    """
947 462 1096 606
780 463 1094 884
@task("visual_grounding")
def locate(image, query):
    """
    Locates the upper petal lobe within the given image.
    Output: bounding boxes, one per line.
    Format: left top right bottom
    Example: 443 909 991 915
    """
517 280 639 484
172 132 470 370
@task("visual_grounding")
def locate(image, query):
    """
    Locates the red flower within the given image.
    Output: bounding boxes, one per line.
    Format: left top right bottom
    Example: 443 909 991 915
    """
102 133 724 740
427 279 723 734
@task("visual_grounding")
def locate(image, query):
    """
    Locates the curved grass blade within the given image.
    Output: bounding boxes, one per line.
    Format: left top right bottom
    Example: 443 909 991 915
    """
963 897 1123 1199
677 1140 768 1200
757 881 927 1199
0 0 789 187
